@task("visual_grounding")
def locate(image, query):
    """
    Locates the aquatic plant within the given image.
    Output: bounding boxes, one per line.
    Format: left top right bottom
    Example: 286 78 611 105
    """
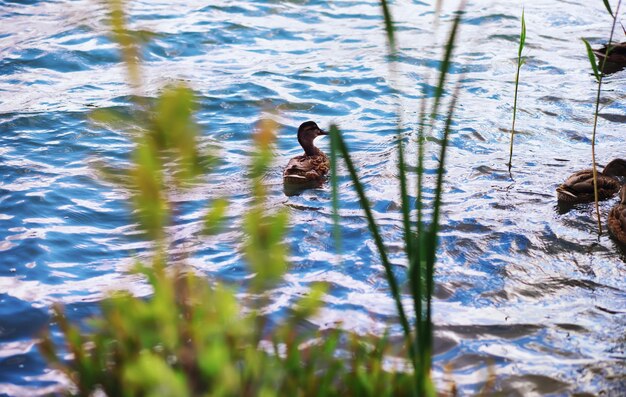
508 9 526 171
581 0 622 233
39 0 461 396
330 1 465 395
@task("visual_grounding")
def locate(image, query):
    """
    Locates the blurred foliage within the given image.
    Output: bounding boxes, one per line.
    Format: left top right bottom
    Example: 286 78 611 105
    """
40 109 417 395
39 1 429 396
40 259 415 396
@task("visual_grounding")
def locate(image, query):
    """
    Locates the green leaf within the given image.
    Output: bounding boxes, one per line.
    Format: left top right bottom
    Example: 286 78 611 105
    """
329 125 342 254
432 3 464 121
152 84 209 185
518 9 526 58
123 353 190 397
293 282 329 319
602 0 614 17
132 137 167 239
380 0 396 55
510 8 526 170
203 198 228 235
582 38 601 82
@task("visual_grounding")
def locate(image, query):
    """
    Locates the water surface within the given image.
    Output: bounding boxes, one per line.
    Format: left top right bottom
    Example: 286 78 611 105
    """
1 0 625 395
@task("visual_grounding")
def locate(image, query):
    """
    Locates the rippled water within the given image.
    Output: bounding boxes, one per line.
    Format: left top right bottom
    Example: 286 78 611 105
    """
1 0 625 395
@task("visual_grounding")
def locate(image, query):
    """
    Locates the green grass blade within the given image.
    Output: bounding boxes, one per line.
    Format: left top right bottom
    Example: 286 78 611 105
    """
602 0 614 17
415 99 427 245
432 1 465 120
396 132 422 395
397 135 414 270
518 9 526 58
410 98 428 395
380 0 396 55
330 126 343 254
412 98 427 351
413 0 465 382
424 81 462 370
331 124 417 371
582 38 601 82
509 9 526 170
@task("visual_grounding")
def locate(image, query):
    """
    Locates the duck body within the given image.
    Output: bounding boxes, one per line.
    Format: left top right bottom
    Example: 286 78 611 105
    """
556 169 620 203
593 42 626 65
556 159 626 204
283 152 330 184
593 42 626 73
283 121 329 187
608 187 626 244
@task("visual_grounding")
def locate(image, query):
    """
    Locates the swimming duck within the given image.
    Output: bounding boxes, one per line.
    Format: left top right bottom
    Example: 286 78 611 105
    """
608 187 626 244
593 42 626 73
556 158 626 203
283 121 329 186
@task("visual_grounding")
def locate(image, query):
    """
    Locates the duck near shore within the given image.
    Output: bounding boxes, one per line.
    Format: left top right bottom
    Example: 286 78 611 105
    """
556 158 626 204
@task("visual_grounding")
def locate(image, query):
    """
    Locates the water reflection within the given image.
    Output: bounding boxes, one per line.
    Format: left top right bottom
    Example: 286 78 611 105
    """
283 179 325 197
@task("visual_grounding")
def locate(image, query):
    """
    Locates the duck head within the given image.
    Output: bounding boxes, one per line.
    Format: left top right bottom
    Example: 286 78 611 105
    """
602 158 626 179
297 121 327 156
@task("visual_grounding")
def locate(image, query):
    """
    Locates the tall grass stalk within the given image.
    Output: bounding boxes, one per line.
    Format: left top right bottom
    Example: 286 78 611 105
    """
582 0 622 234
330 2 465 395
508 9 526 171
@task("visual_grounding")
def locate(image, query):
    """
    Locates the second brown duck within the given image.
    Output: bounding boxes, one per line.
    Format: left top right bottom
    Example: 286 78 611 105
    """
593 42 626 73
556 158 626 203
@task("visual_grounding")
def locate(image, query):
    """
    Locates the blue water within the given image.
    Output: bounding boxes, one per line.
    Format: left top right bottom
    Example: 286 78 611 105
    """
1 0 625 395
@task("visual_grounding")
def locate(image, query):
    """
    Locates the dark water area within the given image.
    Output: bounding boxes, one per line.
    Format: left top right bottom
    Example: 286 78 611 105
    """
1 0 625 395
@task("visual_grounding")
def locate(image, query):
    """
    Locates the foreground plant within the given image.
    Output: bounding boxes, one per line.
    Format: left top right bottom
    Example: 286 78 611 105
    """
331 1 465 396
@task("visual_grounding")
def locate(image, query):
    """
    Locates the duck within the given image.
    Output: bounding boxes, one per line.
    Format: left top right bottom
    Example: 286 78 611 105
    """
283 121 329 186
608 187 626 244
556 158 626 203
593 42 626 73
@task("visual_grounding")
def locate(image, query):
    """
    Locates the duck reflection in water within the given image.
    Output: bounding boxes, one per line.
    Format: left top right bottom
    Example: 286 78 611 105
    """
283 121 329 196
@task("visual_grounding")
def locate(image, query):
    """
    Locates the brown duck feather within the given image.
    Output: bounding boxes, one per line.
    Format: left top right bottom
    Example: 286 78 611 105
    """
283 153 330 184
608 188 626 244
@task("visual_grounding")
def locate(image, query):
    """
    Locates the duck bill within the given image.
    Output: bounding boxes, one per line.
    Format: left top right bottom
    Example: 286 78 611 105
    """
318 129 328 136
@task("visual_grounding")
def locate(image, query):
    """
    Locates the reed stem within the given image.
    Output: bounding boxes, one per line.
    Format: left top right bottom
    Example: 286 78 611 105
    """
590 0 622 234
508 9 526 171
